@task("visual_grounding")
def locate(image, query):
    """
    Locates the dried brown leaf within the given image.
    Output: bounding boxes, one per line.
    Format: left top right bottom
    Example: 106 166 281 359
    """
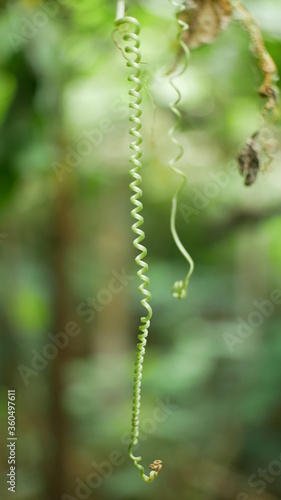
180 0 233 49
237 135 260 186
233 2 279 114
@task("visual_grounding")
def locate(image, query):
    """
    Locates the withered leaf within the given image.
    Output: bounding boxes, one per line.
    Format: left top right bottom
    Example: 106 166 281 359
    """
233 2 278 113
237 136 260 186
179 0 233 49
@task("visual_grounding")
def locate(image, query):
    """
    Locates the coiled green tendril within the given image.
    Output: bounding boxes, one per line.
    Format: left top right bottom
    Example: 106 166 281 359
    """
169 0 194 300
114 10 162 483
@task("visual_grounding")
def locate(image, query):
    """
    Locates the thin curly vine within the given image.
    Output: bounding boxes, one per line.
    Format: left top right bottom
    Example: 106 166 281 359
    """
114 1 162 483
169 0 194 299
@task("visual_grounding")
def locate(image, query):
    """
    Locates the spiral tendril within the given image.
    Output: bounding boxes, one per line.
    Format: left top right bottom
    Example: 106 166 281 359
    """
114 12 162 483
169 0 194 299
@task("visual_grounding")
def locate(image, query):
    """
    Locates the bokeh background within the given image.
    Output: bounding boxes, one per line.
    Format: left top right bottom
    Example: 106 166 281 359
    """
1 1 281 499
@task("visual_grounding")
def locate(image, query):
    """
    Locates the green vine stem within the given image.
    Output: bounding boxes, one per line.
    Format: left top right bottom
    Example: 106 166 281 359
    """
169 0 194 300
114 8 162 483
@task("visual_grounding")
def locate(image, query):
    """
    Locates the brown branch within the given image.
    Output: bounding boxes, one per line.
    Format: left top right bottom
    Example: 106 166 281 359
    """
233 1 279 110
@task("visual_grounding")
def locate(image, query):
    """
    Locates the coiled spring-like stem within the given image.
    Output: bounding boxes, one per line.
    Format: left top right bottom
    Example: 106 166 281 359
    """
114 8 162 483
169 0 194 299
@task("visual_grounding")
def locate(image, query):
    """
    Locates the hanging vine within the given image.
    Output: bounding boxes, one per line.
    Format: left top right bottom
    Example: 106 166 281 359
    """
113 0 279 483
169 0 194 300
114 1 162 483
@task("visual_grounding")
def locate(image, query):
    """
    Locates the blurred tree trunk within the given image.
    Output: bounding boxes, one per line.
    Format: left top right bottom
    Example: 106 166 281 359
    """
48 180 73 500
95 184 131 355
